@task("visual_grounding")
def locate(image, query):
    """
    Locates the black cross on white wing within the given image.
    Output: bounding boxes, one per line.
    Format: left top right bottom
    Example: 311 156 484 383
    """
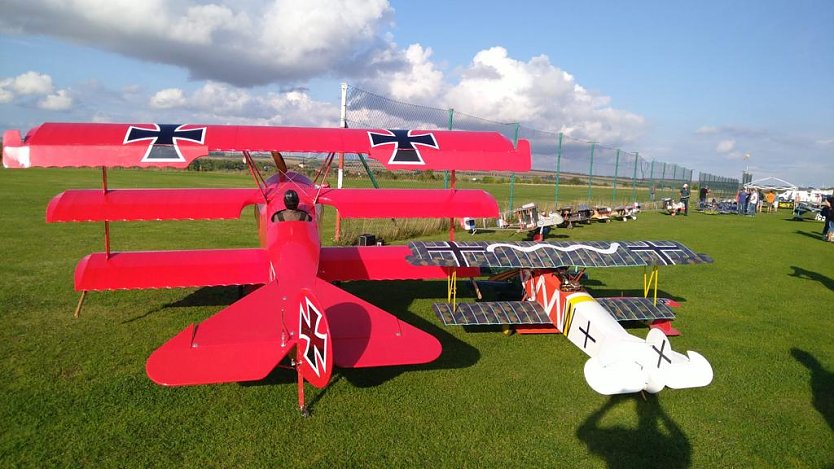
368 129 438 165
652 340 672 368
579 320 596 349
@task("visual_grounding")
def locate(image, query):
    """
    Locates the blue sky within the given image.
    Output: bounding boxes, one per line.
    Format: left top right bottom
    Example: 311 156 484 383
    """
1 0 831 186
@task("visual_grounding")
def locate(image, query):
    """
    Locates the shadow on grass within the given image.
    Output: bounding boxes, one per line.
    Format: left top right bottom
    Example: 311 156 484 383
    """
577 394 691 469
123 286 244 323
333 280 481 388
789 266 834 291
791 348 834 434
794 230 825 241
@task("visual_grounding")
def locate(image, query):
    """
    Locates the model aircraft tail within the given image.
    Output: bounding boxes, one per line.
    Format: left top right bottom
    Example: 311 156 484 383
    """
583 328 713 395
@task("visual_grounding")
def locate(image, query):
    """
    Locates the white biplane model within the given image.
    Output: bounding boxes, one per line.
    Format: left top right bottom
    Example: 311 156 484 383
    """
407 239 714 395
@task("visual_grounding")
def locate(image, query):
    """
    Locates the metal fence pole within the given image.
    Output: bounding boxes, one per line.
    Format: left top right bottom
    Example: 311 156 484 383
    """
612 149 620 204
554 132 563 208
631 152 639 202
508 123 519 211
587 142 596 202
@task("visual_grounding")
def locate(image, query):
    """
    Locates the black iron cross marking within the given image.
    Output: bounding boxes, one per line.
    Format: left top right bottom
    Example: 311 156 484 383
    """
368 129 438 165
299 297 328 377
652 340 672 368
579 320 596 349
627 241 682 265
424 242 485 267
124 124 206 162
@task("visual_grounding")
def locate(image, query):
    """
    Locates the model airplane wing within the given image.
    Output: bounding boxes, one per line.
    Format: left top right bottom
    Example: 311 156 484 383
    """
316 188 498 218
47 188 262 222
2 123 530 172
406 240 713 269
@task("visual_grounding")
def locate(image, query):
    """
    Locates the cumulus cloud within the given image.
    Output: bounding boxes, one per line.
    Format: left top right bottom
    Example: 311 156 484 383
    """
38 89 73 111
0 70 73 110
358 46 645 145
142 81 339 127
0 0 398 87
150 88 188 109
716 139 735 153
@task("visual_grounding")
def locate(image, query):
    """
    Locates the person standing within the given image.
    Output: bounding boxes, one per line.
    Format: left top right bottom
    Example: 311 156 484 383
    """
738 189 748 215
822 198 832 241
699 185 708 208
679 183 691 216
765 191 776 212
748 189 759 216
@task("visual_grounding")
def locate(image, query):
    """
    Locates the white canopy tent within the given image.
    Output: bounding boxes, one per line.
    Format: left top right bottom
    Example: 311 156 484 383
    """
743 177 797 192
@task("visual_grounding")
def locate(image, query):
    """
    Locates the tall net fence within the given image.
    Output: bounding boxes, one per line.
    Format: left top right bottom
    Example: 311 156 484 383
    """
698 172 740 200
344 84 709 212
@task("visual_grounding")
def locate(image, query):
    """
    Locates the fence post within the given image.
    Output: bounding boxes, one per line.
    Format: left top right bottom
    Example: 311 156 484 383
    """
444 108 454 189
587 142 596 202
612 149 620 204
508 123 520 211
631 152 639 202
554 132 563 208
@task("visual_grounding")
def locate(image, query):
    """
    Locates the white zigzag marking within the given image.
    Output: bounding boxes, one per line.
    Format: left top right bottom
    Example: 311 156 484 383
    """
486 242 621 254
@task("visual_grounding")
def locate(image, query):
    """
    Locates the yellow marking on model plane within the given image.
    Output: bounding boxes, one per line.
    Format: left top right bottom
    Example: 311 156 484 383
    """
562 294 594 336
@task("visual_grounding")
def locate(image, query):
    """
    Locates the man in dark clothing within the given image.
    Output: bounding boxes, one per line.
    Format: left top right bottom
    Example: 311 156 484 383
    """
679 184 691 216
272 189 312 222
699 186 708 207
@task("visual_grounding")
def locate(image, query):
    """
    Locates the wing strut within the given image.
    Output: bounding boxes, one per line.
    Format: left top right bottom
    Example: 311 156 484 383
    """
242 151 269 203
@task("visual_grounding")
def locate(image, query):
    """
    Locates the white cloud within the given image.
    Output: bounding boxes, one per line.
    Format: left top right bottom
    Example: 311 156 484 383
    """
37 89 73 110
150 88 188 109
358 46 645 144
8 71 54 95
0 0 398 87
716 139 735 153
0 71 74 110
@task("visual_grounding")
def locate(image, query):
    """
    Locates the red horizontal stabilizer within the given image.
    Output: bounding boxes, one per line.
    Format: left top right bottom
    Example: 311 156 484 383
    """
146 281 292 386
47 188 262 222
75 249 269 291
316 188 499 218
315 278 441 368
3 124 530 172
319 246 479 281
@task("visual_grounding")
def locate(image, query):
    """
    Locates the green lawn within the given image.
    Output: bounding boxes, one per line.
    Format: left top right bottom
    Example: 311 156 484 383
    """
1 168 832 467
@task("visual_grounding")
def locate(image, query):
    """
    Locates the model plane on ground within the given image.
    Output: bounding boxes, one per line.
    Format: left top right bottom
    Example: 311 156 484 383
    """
3 123 711 413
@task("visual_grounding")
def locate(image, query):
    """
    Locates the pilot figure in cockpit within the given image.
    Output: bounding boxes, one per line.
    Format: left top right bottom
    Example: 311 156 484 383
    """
272 189 312 222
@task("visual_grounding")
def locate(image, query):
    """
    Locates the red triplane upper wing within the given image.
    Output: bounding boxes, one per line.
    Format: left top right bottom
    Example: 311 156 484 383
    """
2 123 531 172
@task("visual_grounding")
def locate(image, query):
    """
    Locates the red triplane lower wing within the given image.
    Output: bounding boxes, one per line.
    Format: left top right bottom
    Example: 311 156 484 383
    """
2 123 530 172
74 246 479 291
47 188 262 222
74 249 270 291
317 188 498 218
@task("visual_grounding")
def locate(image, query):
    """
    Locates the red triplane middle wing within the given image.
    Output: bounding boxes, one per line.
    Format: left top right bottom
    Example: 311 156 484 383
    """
2 123 531 172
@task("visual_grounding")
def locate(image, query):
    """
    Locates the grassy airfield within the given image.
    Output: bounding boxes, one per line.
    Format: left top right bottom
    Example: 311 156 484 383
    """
0 168 832 467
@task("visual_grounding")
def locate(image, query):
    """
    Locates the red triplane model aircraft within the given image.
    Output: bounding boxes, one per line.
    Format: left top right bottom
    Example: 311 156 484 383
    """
3 123 712 414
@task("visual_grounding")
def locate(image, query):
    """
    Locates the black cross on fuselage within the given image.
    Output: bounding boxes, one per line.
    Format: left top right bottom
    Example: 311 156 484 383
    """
627 242 681 265
424 242 485 267
652 340 672 368
579 320 596 349
124 124 206 162
368 129 438 164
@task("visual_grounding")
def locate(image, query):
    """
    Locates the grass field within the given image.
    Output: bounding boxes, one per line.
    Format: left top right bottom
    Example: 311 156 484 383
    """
1 168 832 467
